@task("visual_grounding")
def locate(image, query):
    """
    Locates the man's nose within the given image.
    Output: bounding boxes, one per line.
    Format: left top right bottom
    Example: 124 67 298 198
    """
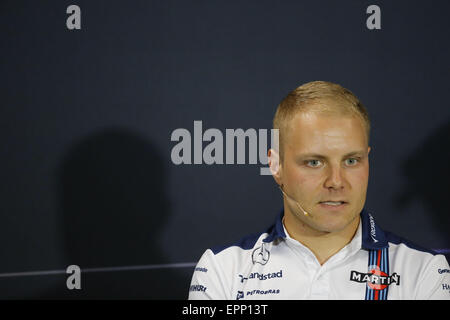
324 164 345 190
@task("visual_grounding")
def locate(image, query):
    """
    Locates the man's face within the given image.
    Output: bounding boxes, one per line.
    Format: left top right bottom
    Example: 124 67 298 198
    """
279 110 370 234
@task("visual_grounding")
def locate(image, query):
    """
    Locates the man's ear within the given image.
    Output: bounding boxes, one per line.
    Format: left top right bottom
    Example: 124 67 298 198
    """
268 148 282 186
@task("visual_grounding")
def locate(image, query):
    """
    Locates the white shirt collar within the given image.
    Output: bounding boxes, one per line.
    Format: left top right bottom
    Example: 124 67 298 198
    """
281 217 362 265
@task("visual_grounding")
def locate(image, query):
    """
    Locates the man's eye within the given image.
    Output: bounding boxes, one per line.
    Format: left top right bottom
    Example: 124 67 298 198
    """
306 160 322 167
345 158 359 166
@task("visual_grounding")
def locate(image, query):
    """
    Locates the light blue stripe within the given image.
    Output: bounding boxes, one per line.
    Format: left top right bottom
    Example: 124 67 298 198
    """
382 248 386 300
385 247 390 300
375 249 379 300
372 250 376 300
369 250 376 300
380 248 384 271
366 250 373 300
380 249 384 300
383 249 387 300
382 248 388 300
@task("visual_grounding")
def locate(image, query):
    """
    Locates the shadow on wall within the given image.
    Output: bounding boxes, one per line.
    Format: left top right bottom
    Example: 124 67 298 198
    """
39 128 190 299
394 119 450 261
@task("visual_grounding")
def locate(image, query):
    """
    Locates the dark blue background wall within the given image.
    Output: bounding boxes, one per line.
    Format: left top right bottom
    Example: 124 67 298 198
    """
0 0 449 299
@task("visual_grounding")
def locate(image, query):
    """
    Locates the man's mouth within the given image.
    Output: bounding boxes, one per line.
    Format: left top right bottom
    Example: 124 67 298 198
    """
319 201 347 206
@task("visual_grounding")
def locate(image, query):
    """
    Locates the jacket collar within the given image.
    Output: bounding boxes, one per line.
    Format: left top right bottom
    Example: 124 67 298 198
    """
262 209 286 243
263 208 389 250
360 209 389 250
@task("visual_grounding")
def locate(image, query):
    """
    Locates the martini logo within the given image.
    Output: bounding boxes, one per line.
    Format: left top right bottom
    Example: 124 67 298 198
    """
350 266 400 290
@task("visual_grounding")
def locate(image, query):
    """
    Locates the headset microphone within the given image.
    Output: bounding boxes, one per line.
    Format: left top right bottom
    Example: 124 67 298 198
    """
279 185 310 217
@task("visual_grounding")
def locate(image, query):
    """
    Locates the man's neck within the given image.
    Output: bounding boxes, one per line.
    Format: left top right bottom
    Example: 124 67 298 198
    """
283 212 360 265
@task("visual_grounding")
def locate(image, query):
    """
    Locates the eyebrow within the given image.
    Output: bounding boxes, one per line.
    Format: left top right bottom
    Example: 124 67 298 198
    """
297 150 367 160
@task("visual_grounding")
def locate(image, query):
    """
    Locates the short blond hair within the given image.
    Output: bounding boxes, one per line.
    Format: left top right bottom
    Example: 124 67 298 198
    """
273 81 370 161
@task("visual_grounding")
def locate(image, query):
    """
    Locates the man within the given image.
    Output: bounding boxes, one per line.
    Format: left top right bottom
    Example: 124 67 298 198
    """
188 81 450 300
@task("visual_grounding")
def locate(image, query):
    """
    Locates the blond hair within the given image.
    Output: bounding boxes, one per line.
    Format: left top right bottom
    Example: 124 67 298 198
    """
273 81 370 160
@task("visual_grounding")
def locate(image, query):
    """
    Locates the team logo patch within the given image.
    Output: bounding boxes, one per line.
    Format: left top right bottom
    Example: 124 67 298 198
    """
252 244 270 265
350 266 400 290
